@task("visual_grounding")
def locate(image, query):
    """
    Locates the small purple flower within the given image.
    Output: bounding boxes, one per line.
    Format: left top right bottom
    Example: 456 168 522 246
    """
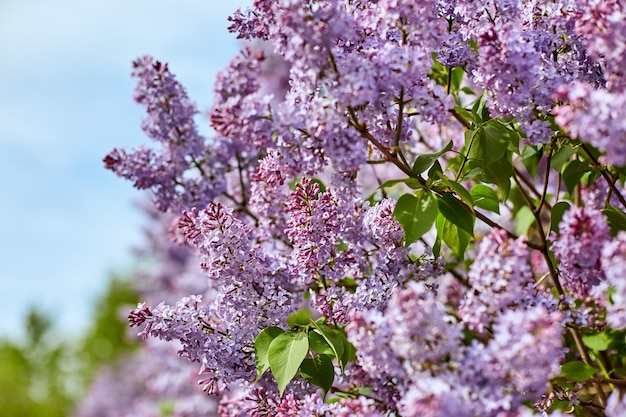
550 206 610 298
601 231 626 329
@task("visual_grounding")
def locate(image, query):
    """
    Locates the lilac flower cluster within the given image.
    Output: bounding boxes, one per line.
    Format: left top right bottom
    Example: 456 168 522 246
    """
554 83 626 167
552 1 626 166
347 279 566 416
93 0 626 415
550 206 610 299
459 229 534 333
74 209 221 417
285 178 349 285
600 232 626 329
74 340 220 417
248 152 291 242
104 56 229 211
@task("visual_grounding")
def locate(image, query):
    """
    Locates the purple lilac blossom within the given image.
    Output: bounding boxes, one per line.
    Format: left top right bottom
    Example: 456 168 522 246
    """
285 178 348 286
550 206 610 299
210 47 274 150
574 0 626 91
461 306 565 413
100 0 626 414
346 282 462 385
554 84 626 167
74 340 219 417
454 0 601 144
446 316 563 415
176 203 298 392
551 1 626 165
601 231 626 329
248 151 292 243
76 209 221 416
398 378 471 417
104 57 227 211
605 390 626 417
458 229 534 333
348 282 565 416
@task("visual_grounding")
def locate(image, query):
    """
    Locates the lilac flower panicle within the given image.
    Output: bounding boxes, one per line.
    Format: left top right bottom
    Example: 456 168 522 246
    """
459 229 534 333
362 198 405 261
399 378 471 417
457 306 566 414
104 56 227 211
575 0 626 90
347 282 463 384
554 83 626 167
550 206 610 298
601 231 626 328
483 306 565 396
74 340 219 417
285 178 343 283
178 203 262 283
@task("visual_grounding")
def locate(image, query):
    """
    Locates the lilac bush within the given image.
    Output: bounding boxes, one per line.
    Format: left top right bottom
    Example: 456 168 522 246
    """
85 0 626 415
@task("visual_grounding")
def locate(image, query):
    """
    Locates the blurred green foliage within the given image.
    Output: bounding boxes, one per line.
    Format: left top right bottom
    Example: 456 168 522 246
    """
0 274 138 417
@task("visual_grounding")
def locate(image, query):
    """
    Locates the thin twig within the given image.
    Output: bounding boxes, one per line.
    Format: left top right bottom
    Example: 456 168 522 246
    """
579 143 626 210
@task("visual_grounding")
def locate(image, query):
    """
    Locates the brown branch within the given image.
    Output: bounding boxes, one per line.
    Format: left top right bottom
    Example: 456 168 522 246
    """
579 143 626 210
588 377 626 387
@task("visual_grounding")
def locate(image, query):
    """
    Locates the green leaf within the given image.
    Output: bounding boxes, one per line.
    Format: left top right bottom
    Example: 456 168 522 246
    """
460 86 476 95
158 400 176 416
550 144 576 172
452 106 477 125
582 332 612 352
521 145 543 179
310 321 355 370
436 193 475 235
412 140 453 175
471 94 489 122
432 235 442 257
309 331 334 356
428 53 448 86
470 184 500 214
550 201 571 234
341 337 356 365
310 325 342 364
300 355 335 396
602 207 626 236
337 277 358 293
483 154 513 200
450 67 465 92
562 159 587 195
441 178 474 210
268 331 309 396
560 361 598 382
460 166 485 182
335 240 349 253
437 214 471 257
254 327 285 381
514 205 535 237
394 191 438 245
427 160 443 180
480 121 511 164
287 308 312 329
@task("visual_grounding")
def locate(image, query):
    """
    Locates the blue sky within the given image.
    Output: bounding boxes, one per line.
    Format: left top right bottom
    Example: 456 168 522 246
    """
0 0 251 339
